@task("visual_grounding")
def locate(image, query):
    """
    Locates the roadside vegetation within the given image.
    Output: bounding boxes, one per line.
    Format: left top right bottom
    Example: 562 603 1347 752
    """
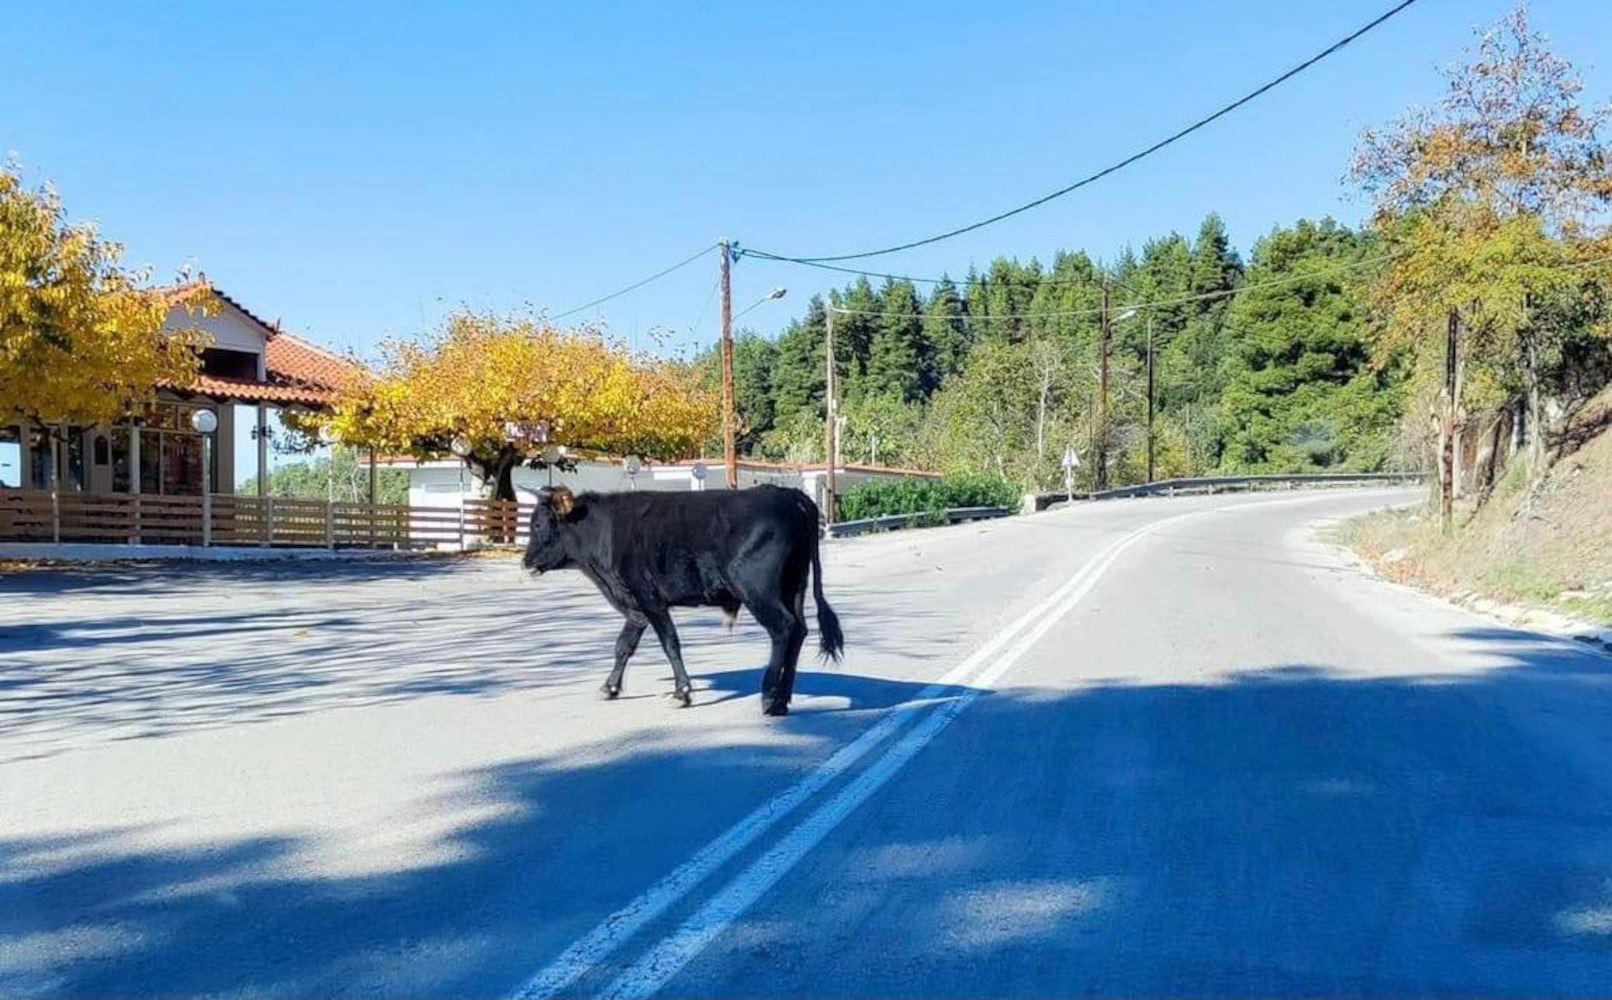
1338 9 1612 625
836 472 1019 522
1342 385 1612 626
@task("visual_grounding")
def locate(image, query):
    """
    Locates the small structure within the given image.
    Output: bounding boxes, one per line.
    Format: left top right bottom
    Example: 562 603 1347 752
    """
0 282 347 498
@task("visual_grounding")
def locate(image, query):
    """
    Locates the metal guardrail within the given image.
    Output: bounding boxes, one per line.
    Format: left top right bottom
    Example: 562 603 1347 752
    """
1029 471 1426 510
828 505 1012 538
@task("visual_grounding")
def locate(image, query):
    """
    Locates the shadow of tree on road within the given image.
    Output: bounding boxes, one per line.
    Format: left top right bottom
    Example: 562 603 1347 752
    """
0 555 957 761
5 625 1612 996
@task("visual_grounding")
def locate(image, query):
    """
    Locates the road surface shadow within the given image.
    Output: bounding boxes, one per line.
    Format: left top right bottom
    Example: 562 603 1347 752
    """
696 667 960 713
7 628 1611 996
0 555 474 595
0 555 956 761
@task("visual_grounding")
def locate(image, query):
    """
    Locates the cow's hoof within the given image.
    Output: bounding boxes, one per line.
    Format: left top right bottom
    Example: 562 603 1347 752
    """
599 683 621 700
672 689 693 708
762 701 789 717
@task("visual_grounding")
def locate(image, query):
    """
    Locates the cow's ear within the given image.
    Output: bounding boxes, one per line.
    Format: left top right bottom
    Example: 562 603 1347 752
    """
550 486 576 519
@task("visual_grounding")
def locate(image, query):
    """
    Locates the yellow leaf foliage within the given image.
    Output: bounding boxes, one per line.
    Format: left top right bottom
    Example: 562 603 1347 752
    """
0 166 206 428
323 311 718 464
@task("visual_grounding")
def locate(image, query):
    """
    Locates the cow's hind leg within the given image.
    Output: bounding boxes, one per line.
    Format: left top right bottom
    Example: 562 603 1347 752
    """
644 609 694 707
750 599 806 717
602 617 646 699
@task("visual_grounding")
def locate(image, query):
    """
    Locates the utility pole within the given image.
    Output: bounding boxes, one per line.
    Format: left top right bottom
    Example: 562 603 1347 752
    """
1441 307 1458 534
719 239 737 489
824 305 838 522
1145 312 1156 483
1096 276 1111 492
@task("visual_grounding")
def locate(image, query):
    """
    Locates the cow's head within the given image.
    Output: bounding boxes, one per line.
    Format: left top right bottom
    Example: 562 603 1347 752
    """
522 486 582 574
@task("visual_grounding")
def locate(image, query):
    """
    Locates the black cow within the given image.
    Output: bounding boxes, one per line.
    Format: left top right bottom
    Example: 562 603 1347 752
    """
522 484 845 715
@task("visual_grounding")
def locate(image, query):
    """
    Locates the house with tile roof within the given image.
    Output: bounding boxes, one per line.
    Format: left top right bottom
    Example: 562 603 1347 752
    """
0 282 351 499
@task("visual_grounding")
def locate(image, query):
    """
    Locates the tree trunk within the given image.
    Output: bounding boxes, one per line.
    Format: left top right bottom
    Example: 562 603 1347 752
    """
1036 377 1049 461
471 447 520 502
1520 297 1545 479
1440 308 1458 534
1524 331 1545 477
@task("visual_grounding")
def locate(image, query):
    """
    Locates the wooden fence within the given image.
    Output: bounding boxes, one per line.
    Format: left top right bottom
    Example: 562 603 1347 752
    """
0 490 536 551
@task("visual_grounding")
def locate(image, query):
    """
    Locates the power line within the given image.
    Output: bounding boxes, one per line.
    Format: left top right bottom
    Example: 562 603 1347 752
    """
551 244 719 320
747 0 1421 264
688 275 722 340
824 253 1397 320
740 248 1127 287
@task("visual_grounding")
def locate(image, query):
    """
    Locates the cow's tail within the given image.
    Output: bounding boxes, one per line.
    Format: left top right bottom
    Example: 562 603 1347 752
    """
810 539 845 663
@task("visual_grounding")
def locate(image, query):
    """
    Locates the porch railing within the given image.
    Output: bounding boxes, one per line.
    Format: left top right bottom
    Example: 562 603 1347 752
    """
0 490 536 552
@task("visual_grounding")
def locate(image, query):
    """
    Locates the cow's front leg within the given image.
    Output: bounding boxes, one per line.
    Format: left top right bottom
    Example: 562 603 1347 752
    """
602 617 646 699
644 609 693 707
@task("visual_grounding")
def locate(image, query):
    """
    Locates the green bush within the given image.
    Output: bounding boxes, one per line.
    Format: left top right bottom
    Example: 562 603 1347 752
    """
837 472 1018 522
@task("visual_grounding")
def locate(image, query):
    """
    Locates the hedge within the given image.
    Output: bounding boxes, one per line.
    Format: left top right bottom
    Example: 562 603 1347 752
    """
836 472 1019 522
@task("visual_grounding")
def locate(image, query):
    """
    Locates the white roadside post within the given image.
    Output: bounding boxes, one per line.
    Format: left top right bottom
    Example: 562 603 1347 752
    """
1062 444 1081 504
190 408 219 547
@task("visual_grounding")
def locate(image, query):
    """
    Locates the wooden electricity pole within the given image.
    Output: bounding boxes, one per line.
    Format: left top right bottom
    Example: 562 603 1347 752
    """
719 239 737 489
1096 276 1112 492
824 304 838 522
1145 312 1156 484
1441 307 1459 534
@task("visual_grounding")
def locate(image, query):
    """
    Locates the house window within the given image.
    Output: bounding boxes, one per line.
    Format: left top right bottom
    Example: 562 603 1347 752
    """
200 348 260 380
137 424 215 496
29 430 54 489
110 429 132 493
0 426 20 488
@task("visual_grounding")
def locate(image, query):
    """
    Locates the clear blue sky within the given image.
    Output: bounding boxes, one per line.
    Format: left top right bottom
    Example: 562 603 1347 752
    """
8 1 1610 361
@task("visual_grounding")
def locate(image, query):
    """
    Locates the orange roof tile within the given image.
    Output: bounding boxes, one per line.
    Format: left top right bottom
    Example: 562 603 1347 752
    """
158 281 359 408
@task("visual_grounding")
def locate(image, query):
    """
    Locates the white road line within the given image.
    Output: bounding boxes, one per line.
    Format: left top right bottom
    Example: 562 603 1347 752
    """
514 495 1332 999
595 506 1202 1000
509 514 1161 1000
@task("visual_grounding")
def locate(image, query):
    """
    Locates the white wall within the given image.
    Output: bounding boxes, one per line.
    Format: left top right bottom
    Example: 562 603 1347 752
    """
165 300 266 372
398 459 923 509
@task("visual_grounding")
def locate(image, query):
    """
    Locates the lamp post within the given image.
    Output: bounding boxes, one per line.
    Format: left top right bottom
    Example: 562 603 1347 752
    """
190 408 218 546
722 283 787 489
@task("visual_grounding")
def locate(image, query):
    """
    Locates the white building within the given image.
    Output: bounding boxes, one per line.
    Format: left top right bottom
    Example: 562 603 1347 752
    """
388 456 940 511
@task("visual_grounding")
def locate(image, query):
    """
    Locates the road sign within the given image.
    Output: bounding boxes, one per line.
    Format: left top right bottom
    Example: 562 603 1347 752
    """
1061 446 1081 469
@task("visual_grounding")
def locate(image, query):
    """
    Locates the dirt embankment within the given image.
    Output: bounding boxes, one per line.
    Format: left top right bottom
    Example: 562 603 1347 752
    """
1344 387 1612 627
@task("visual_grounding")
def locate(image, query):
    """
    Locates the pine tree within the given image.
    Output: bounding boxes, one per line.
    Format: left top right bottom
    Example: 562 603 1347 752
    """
865 279 929 402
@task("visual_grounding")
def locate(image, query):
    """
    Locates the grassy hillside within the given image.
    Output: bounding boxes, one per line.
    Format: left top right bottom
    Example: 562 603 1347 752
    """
1344 387 1612 626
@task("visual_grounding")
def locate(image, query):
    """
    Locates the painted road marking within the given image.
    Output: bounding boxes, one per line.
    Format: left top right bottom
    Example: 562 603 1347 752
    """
509 515 1165 999
594 505 1195 999
514 494 1340 999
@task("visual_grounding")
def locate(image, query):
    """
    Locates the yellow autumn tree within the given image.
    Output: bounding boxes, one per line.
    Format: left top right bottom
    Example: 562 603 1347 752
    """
322 311 717 498
0 165 207 445
1350 6 1612 507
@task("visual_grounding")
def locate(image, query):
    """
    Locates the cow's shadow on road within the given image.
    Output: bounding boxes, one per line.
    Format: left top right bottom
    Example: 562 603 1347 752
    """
695 666 952 713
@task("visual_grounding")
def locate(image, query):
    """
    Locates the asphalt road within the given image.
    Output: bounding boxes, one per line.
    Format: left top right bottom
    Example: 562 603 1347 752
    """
5 489 1612 996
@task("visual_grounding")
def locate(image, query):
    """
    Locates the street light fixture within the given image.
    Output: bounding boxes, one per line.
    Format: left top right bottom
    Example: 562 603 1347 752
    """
733 286 788 322
189 409 218 546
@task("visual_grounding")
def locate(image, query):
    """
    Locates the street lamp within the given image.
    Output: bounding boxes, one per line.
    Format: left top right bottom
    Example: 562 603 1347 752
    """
732 286 787 323
190 408 218 546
